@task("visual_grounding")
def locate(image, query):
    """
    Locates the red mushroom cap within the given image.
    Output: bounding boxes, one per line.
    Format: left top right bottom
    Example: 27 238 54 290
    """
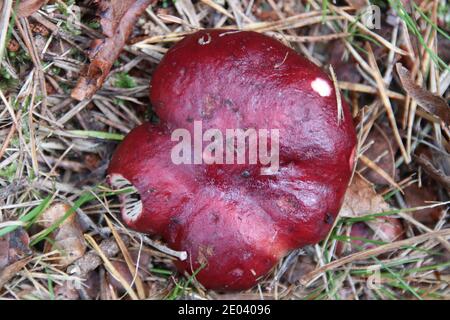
108 29 357 291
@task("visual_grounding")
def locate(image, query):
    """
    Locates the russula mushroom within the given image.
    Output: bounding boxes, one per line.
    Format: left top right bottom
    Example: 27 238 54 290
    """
108 29 356 291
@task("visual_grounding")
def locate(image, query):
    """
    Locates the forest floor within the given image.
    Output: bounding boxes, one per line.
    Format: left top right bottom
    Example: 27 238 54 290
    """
0 0 449 300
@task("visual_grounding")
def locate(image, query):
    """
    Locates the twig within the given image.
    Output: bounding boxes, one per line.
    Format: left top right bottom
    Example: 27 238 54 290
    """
0 0 13 64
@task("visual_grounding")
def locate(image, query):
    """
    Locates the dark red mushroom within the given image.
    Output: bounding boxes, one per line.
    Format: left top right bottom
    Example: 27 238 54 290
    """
108 30 357 291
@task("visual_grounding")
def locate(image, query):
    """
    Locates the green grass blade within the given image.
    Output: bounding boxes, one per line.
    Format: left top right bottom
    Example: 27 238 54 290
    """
29 193 94 246
29 187 137 246
0 195 52 238
68 130 125 141
413 3 450 41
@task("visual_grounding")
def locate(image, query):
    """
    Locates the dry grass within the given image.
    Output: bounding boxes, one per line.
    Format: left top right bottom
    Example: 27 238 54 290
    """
0 0 449 300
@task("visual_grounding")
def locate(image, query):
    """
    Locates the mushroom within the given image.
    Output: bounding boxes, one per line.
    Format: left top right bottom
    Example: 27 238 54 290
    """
108 30 356 291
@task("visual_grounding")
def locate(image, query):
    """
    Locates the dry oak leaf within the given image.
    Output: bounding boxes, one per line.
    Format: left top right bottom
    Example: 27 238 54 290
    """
71 0 155 101
340 175 404 243
396 63 449 124
38 203 86 267
341 175 390 217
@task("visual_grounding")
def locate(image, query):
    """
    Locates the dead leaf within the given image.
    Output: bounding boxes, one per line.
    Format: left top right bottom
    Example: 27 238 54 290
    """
0 257 31 289
437 35 450 65
359 124 398 185
329 40 362 84
371 216 404 244
252 3 278 22
38 203 86 267
429 146 450 179
340 175 390 217
0 228 31 271
107 260 133 293
80 270 101 300
396 63 449 124
54 281 80 300
404 184 443 225
336 222 374 256
414 154 450 190
15 0 48 18
95 0 137 37
285 255 316 285
340 175 404 243
129 248 152 271
71 0 155 101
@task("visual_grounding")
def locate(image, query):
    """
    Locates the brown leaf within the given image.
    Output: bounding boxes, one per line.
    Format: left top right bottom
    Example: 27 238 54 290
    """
107 260 133 293
81 270 101 300
414 154 450 190
39 203 86 267
340 175 390 217
359 124 398 185
95 0 137 38
370 216 404 244
15 0 48 18
71 0 155 101
396 63 449 124
54 282 80 300
336 222 374 256
0 228 31 271
285 255 316 285
404 184 443 225
438 35 450 64
329 40 362 84
340 175 404 243
336 216 404 256
429 147 450 177
0 257 31 289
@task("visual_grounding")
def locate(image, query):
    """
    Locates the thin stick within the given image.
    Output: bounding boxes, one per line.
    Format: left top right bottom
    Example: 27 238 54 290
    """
104 216 146 299
84 234 139 300
0 0 13 64
329 65 343 124
0 123 16 160
200 0 234 19
366 44 410 164
359 154 402 192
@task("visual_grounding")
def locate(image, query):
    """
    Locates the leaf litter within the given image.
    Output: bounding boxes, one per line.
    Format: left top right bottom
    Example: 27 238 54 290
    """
0 0 449 300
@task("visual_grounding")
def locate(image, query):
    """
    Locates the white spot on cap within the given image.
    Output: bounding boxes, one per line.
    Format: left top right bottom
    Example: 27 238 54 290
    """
198 33 211 45
311 78 331 97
